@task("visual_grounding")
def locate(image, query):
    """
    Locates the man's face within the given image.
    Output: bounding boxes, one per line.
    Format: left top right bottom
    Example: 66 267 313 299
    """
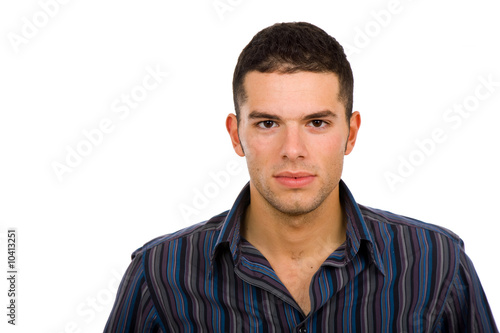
227 71 360 216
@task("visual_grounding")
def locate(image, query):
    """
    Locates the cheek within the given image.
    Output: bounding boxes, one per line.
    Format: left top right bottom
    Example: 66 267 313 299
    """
243 133 277 156
314 135 347 164
242 143 276 177
316 133 345 151
245 149 273 171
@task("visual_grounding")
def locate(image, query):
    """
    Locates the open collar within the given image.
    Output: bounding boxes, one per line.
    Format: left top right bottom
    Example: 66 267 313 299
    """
210 180 385 275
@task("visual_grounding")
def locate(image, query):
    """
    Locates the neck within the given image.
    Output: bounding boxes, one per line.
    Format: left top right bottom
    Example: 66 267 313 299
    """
241 184 346 260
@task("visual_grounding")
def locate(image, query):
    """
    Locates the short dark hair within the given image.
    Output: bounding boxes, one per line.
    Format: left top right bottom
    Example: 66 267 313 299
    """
232 22 353 122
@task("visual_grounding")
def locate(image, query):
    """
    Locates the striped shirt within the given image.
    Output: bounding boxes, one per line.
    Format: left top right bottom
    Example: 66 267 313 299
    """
104 180 498 332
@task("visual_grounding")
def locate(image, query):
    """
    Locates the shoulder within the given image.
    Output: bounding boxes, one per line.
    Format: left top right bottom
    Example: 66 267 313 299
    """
357 204 465 271
358 204 462 246
357 204 466 293
130 210 230 260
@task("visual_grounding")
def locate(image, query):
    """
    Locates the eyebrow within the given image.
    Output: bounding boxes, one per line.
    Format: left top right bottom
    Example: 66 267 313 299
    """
303 110 337 121
248 111 281 120
248 110 337 121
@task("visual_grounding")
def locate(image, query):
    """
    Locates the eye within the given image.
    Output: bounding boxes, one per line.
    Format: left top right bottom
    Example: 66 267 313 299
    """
257 120 278 129
308 120 327 128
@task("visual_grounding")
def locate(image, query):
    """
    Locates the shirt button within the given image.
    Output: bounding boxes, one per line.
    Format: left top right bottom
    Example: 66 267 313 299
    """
298 327 307 333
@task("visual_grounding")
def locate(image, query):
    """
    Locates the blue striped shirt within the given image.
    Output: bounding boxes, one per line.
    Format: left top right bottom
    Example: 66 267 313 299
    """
104 180 498 332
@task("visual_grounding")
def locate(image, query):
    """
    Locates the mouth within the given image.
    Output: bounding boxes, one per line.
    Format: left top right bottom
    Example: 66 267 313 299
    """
275 171 313 178
274 172 316 188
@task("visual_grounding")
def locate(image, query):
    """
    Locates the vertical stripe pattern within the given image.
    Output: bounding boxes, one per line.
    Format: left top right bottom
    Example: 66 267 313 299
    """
104 181 498 332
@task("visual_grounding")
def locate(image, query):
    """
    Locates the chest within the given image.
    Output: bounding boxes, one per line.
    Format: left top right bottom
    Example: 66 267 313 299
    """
159 256 449 332
269 258 323 314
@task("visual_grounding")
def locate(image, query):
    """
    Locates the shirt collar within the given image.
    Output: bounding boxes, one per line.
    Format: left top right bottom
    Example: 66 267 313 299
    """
211 180 385 275
339 180 385 274
211 182 250 265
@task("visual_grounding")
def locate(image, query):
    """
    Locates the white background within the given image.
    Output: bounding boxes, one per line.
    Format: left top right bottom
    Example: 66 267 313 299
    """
1 0 499 331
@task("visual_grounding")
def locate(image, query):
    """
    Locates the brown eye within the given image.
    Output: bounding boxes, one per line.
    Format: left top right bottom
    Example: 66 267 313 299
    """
309 120 326 128
258 120 277 129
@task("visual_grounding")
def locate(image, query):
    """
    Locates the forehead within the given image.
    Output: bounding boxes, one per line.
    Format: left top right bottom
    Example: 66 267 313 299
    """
241 71 343 118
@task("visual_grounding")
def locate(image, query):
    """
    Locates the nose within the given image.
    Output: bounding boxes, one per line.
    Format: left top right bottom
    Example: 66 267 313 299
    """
280 125 307 161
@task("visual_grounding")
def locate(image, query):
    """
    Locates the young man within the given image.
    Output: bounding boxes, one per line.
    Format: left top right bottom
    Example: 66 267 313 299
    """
105 22 497 332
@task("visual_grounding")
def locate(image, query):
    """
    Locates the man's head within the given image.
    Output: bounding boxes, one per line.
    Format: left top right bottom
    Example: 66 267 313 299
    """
226 22 360 218
232 22 354 123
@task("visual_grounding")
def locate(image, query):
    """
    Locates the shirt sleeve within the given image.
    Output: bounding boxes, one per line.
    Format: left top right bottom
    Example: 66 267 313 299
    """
436 242 498 332
104 250 166 333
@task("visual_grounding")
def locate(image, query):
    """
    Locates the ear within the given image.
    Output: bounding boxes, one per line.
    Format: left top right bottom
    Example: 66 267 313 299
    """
345 111 361 155
226 113 245 157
